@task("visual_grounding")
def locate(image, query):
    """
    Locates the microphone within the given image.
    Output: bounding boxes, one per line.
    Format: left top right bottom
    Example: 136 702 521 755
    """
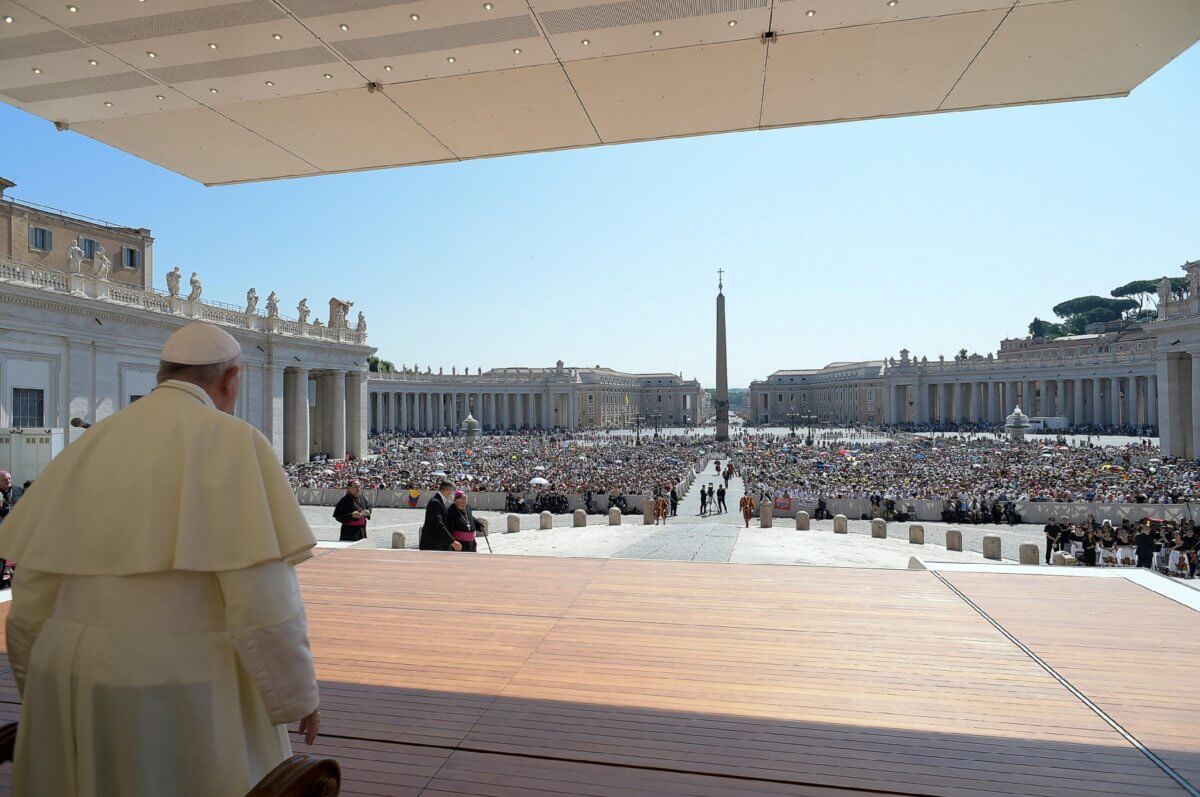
70 417 92 429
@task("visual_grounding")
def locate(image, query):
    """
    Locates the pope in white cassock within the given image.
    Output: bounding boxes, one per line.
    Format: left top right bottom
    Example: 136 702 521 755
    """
0 322 322 796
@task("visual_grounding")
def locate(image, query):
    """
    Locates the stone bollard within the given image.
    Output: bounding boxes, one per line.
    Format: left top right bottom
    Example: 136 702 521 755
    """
506 514 521 533
1019 543 1039 565
908 525 925 545
833 514 848 534
1052 551 1077 566
871 518 887 538
573 509 586 527
642 497 655 525
796 511 810 530
608 507 622 525
759 500 773 528
982 535 1002 560
391 531 406 549
540 511 553 530
946 529 962 552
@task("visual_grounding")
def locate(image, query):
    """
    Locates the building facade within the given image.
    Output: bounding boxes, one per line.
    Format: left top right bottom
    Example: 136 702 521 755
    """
882 324 1158 429
748 362 886 426
1147 261 1200 459
1 178 153 290
367 363 703 433
0 182 371 480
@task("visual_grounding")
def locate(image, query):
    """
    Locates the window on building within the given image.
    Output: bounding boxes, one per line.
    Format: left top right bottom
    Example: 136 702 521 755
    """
778 394 783 402
79 236 97 259
122 247 141 269
29 227 53 252
12 388 45 427
657 395 662 403
588 394 594 404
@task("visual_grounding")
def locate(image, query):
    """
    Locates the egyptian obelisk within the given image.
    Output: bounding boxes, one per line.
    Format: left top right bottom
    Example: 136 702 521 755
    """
715 270 729 441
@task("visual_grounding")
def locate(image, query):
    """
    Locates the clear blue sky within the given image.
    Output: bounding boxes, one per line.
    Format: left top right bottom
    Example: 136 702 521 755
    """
2 45 1197 388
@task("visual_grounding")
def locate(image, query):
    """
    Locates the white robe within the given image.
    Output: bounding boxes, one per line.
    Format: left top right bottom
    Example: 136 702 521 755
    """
0 379 320 797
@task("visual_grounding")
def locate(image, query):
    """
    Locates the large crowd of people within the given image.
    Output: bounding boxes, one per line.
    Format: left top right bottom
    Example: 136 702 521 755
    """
738 434 1198 506
284 430 717 497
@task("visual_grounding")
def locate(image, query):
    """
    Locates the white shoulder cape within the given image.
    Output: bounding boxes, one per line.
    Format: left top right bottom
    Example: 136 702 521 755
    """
0 380 316 575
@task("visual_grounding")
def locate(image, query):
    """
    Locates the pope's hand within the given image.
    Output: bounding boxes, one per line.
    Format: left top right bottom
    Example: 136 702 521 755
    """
351 510 362 518
451 541 463 551
298 708 320 745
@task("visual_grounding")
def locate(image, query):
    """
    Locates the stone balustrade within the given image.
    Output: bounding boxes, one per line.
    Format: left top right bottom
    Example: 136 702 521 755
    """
0 255 368 346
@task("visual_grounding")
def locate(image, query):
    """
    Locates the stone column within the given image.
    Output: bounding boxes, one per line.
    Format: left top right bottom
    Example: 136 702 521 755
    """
1006 381 1019 414
1072 379 1083 426
284 368 310 465
1158 358 1180 455
957 383 970 423
1147 375 1158 427
988 382 1001 424
1191 355 1200 458
974 382 986 423
1091 378 1104 426
914 383 928 424
1024 380 1036 415
1123 376 1132 427
1108 376 1121 427
326 371 347 459
346 371 367 458
263 365 285 460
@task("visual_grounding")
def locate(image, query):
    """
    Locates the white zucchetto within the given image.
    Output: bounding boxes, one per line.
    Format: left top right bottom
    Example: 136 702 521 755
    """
161 322 243 365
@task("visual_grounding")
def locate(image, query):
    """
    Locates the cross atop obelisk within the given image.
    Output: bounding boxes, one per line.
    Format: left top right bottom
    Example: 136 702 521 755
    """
715 269 729 441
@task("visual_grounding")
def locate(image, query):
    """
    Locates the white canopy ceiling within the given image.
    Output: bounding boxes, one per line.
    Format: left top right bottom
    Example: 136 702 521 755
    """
2 0 1197 185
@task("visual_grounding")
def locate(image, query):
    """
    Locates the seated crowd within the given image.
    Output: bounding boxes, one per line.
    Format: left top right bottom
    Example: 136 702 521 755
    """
1043 515 1199 577
737 435 1197 507
284 429 721 498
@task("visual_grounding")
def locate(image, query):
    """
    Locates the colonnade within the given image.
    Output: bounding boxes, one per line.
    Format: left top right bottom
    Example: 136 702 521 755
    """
888 375 1158 428
368 389 578 433
282 367 368 464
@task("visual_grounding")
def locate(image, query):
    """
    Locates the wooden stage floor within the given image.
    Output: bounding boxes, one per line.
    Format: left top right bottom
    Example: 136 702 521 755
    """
1 549 1198 796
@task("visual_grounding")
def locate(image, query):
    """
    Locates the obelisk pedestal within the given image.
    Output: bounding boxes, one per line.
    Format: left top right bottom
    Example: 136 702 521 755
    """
715 277 729 441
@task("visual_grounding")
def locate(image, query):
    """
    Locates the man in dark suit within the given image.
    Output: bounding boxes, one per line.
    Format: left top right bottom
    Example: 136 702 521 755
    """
1135 522 1158 569
419 479 460 551
1043 518 1061 564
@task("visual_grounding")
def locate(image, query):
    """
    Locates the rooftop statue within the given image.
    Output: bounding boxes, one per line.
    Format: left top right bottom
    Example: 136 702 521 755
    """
94 245 111 281
67 242 85 275
187 272 203 301
166 267 182 298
